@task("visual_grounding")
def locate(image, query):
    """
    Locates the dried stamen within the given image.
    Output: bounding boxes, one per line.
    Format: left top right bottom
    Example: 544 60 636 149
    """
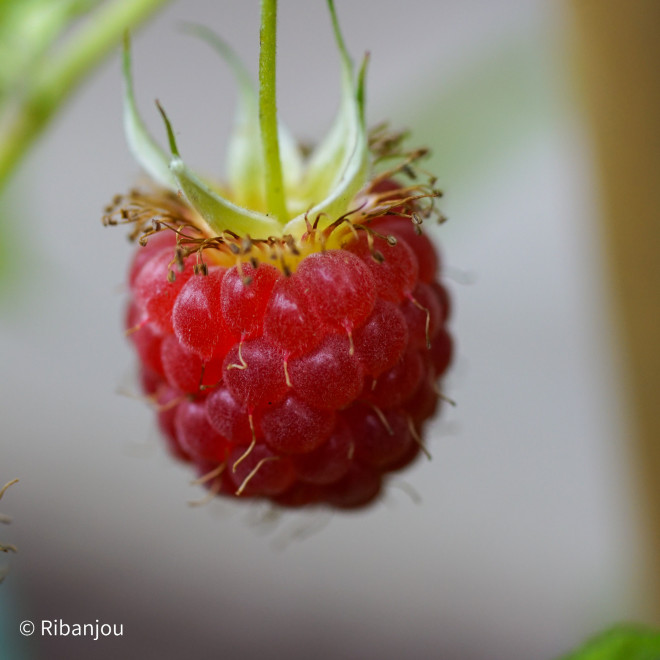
235 456 279 496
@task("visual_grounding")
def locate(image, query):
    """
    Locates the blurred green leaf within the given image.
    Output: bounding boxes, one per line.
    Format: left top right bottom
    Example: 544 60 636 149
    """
0 0 102 106
0 0 170 298
559 625 660 660
0 0 171 191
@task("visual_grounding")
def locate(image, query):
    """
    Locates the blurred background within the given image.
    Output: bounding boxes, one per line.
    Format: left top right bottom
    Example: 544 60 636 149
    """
1 1 657 658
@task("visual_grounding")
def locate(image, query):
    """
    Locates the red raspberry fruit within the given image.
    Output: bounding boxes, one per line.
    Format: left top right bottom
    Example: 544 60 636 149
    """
120 191 452 509
108 2 454 510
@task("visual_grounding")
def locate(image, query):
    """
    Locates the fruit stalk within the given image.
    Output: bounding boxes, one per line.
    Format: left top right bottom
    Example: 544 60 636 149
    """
258 0 288 222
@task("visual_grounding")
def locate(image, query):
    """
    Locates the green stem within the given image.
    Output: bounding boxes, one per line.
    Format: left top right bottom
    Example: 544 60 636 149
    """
0 0 171 191
258 0 288 222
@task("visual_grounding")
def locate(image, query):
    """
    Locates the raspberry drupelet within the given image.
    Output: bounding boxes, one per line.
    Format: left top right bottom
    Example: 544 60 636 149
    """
105 1 453 510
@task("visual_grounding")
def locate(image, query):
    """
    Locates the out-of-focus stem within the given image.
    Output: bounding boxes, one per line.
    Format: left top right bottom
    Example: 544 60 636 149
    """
570 0 660 623
0 0 171 190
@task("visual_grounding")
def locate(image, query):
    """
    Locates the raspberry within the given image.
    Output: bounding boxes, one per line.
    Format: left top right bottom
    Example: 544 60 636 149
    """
352 299 408 377
369 215 439 284
161 334 224 394
175 399 230 463
260 394 336 454
133 248 195 333
295 250 376 333
221 263 281 338
128 229 177 287
227 444 296 498
263 275 323 356
344 232 418 303
126 302 164 376
119 215 452 509
291 420 353 485
223 337 288 409
107 1 454 510
172 266 231 360
288 334 364 410
206 385 255 446
400 282 443 350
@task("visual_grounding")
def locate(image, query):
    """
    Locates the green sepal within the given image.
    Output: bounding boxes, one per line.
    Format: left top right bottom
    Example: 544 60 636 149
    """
122 2 370 241
122 32 176 190
294 0 369 208
169 158 281 237
157 102 281 237
283 4 370 238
